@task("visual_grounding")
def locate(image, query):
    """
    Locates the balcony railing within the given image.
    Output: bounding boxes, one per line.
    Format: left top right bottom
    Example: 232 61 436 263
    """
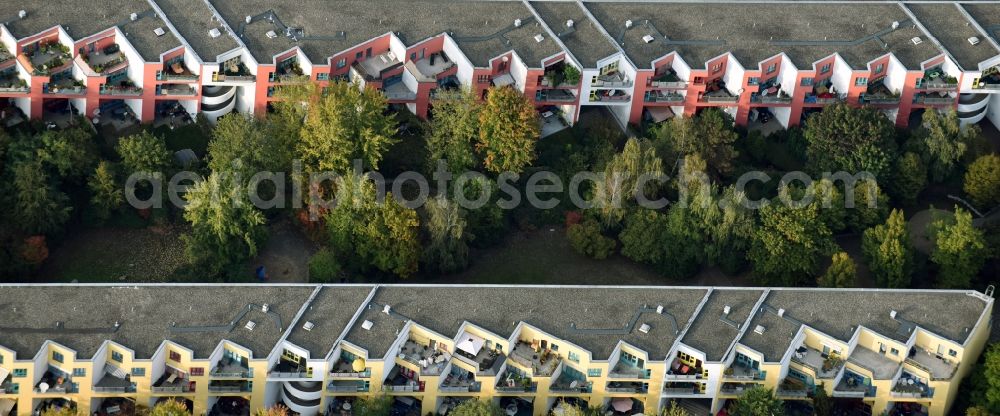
777 388 809 398
383 90 417 101
44 85 86 95
605 386 645 393
100 86 142 96
213 73 256 82
208 385 250 393
439 384 481 393
151 385 192 393
645 93 684 104
917 96 953 105
93 386 135 393
701 95 739 103
608 371 648 379
35 386 77 394
649 80 687 89
755 95 793 104
158 86 196 96
0 85 29 93
330 371 371 378
382 384 424 393
327 384 367 393
862 95 899 104
592 94 630 102
495 384 536 393
157 71 199 82
211 370 252 378
269 371 307 379
663 387 702 395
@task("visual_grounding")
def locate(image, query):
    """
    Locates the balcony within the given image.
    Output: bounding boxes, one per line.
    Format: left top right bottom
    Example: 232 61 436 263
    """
0 70 28 93
158 61 199 82
27 42 72 75
352 52 403 82
550 367 590 393
157 84 197 96
213 60 254 82
644 91 684 104
383 364 424 392
720 383 751 395
918 68 958 92
701 92 738 103
34 369 77 394
590 89 630 103
398 339 449 376
974 67 1000 90
536 89 577 103
609 360 648 380
271 59 304 83
913 93 953 106
592 71 631 88
849 347 900 381
413 51 455 81
94 367 135 394
776 377 811 398
791 346 844 379
891 371 932 399
510 341 559 377
0 44 13 66
862 81 899 105
905 348 956 380
152 371 193 393
383 81 417 101
100 82 142 96
84 48 128 75
496 368 536 393
439 366 481 393
207 381 252 393
723 362 764 381
834 371 876 398
649 69 685 89
330 354 371 378
453 337 505 377
539 62 580 88
212 356 252 378
662 382 703 395
752 91 792 104
327 380 368 393
605 381 646 394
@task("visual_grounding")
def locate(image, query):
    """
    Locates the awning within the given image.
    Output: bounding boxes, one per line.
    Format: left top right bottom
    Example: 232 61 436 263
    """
456 332 485 356
492 73 515 88
646 106 674 123
612 398 633 412
0 399 14 416
0 366 8 382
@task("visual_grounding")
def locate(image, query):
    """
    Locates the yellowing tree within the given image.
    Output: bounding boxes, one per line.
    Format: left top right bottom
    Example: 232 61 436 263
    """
477 86 539 174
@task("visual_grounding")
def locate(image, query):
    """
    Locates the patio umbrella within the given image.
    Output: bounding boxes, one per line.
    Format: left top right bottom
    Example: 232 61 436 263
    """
612 398 632 413
352 358 366 372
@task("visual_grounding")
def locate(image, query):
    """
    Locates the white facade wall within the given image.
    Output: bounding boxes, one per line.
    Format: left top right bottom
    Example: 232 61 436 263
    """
442 35 473 87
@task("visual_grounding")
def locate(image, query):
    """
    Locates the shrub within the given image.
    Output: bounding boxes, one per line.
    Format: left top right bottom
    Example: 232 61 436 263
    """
964 154 1000 209
308 248 342 283
567 218 616 259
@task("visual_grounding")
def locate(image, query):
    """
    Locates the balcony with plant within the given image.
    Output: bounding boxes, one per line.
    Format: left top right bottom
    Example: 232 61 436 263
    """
27 41 72 76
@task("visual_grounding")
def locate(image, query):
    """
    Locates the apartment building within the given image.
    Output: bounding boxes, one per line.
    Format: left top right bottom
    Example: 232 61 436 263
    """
0 1 999 135
0 284 993 416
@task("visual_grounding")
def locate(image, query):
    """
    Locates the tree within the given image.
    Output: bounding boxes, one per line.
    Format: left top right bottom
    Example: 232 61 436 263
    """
567 217 617 259
148 399 190 416
208 113 293 178
117 131 172 177
8 160 72 235
450 400 504 416
922 109 978 182
297 80 397 174
477 86 539 174
980 343 1000 413
930 207 987 288
889 151 927 206
651 108 739 177
252 405 289 416
748 201 835 285
818 252 857 288
620 206 704 279
422 197 471 273
326 174 420 278
861 209 914 288
88 161 124 221
354 395 393 416
592 138 664 227
427 89 482 174
660 401 690 416
308 248 342 283
40 407 81 416
804 103 896 178
813 383 832 416
966 407 994 416
36 126 98 180
181 173 268 277
732 386 784 416
149 399 190 416
964 154 1000 209
688 183 755 274
845 180 890 234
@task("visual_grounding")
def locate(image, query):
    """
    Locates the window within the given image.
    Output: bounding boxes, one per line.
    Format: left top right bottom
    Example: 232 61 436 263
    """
820 63 831 74
800 77 814 87
12 369 26 378
711 64 722 73
875 63 884 74
477 74 491 84
949 349 958 357
190 367 204 376
169 351 181 362
355 51 363 59
336 58 347 69
747 77 760 86
855 77 868 86
890 348 900 356
568 352 579 363
52 352 64 363
73 368 86 377
316 73 329 81
550 344 559 351
588 368 601 377
131 368 145 377
111 351 123 363
766 63 776 74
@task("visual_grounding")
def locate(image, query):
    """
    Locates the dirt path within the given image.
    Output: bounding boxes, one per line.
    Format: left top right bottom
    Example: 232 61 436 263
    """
253 219 317 283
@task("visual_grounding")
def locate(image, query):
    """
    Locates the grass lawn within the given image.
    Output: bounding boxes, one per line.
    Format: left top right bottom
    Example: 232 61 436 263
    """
39 224 190 283
152 123 211 157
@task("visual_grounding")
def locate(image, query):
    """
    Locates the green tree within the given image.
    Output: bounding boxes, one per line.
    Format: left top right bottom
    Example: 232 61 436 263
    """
732 386 784 416
354 395 393 416
981 343 1000 413
450 400 504 416
818 252 857 288
922 109 978 182
804 103 896 178
889 151 927 206
688 183 755 274
308 248 342 283
181 173 268 277
88 161 124 221
748 201 835 285
966 407 994 416
846 180 890 234
251 405 288 416
427 89 482 174
148 399 190 416
208 113 293 178
964 154 1000 209
40 407 82 416
813 383 832 416
36 126 97 180
117 131 172 177
567 217 617 260
422 197 471 273
477 86 539 174
592 138 664 227
297 81 397 174
327 174 420 278
620 206 703 279
651 108 738 177
861 209 914 288
930 207 987 288
461 177 507 248
660 401 690 416
8 160 72 235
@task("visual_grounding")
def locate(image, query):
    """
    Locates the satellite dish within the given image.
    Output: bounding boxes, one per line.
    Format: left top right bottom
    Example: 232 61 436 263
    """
38 382 49 393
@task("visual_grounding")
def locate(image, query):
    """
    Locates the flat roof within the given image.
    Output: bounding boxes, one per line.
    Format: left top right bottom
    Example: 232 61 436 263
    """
908 3 1000 70
154 0 241 61
285 286 373 358
343 286 708 360
585 2 945 70
741 289 989 362
680 289 763 362
530 1 619 67
0 285 314 359
0 0 150 40
210 0 561 67
962 3 1000 56
119 10 182 62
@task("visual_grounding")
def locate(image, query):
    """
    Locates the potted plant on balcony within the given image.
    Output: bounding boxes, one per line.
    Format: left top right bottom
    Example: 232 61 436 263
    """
563 65 581 86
